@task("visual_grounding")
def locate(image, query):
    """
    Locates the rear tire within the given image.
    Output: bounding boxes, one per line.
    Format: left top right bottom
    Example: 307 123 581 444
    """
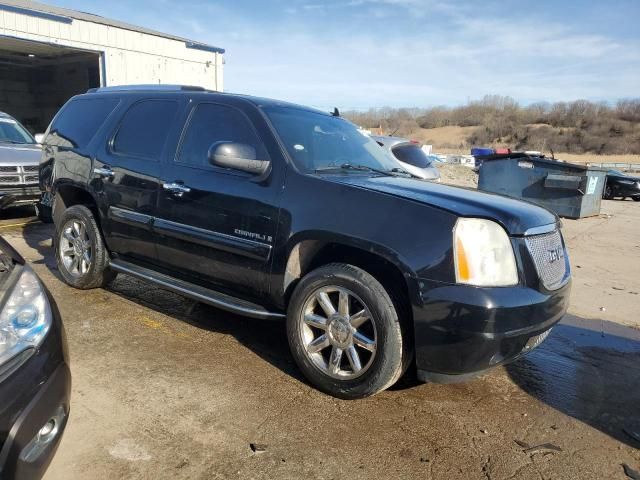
55 205 116 289
603 185 613 200
633 197 640 202
287 263 409 399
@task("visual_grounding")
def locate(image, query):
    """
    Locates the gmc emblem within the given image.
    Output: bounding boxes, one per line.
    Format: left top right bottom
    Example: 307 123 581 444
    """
548 246 564 263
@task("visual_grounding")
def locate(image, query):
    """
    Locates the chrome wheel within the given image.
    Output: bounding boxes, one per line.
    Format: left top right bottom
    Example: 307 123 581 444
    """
59 219 92 278
299 286 377 379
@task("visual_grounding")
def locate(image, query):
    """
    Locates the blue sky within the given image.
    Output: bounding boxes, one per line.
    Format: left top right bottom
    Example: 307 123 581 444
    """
50 0 640 109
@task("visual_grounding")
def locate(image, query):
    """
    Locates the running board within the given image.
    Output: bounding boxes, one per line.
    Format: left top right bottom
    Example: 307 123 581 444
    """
109 259 285 320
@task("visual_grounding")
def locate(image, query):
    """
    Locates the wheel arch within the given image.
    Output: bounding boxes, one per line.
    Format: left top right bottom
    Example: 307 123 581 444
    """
52 182 100 227
281 235 418 322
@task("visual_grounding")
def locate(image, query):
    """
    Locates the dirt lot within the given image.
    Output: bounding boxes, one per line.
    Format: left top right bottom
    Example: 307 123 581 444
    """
0 194 638 479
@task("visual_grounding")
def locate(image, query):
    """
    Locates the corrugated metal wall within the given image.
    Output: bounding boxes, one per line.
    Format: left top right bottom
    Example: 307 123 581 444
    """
0 8 223 90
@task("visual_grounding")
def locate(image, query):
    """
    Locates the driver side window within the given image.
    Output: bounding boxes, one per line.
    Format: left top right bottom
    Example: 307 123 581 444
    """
177 103 268 170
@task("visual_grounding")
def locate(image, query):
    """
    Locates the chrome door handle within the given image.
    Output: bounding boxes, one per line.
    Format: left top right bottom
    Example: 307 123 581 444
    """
93 166 114 178
163 182 191 196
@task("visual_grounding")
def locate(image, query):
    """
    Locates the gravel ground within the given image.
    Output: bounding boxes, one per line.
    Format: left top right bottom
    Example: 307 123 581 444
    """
0 198 637 480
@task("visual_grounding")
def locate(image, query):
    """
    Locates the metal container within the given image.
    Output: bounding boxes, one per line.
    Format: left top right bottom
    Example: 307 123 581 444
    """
478 154 607 219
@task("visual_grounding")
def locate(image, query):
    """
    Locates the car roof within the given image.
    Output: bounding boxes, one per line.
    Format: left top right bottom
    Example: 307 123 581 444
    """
82 85 333 117
0 111 15 120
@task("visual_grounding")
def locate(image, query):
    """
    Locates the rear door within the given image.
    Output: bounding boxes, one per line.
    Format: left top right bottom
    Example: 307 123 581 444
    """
93 97 185 265
153 100 280 298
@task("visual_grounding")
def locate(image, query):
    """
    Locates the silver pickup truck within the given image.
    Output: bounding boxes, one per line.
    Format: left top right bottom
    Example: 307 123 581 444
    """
0 112 41 212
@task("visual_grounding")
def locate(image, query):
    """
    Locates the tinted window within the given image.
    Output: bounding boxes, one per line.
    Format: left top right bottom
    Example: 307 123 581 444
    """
391 144 432 168
178 103 268 169
113 100 178 159
49 97 119 149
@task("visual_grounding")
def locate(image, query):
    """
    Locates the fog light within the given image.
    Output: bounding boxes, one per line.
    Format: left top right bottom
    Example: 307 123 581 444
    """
20 405 66 463
38 419 56 439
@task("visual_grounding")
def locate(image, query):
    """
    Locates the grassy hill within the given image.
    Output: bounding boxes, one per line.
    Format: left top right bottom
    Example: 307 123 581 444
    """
345 96 640 158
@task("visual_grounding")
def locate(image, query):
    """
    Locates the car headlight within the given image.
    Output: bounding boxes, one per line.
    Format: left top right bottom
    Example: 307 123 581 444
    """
0 268 52 366
454 218 518 287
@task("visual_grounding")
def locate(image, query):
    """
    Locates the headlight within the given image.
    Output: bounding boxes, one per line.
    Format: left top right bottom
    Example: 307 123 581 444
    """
454 218 518 287
0 268 52 366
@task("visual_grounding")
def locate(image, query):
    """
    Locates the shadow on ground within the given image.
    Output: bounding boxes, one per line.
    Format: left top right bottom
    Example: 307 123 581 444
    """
0 205 37 222
507 315 640 449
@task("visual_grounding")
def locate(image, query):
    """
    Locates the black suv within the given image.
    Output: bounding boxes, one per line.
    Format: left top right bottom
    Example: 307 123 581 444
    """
39 86 570 399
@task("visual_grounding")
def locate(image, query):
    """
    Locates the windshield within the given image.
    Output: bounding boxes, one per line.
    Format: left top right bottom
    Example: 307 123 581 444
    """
263 106 399 173
608 169 625 176
0 117 35 145
391 144 432 168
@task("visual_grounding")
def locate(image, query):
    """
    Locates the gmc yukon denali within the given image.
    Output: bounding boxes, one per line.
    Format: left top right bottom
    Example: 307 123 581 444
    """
39 85 570 399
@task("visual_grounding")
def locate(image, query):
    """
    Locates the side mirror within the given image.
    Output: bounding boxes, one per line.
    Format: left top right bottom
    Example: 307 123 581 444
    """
34 133 45 144
208 142 270 175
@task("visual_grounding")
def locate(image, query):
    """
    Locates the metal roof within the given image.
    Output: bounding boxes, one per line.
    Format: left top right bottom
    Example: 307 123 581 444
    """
0 0 225 53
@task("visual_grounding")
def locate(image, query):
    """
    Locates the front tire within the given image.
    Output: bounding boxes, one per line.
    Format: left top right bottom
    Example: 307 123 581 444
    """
604 185 613 200
55 205 116 289
287 263 408 399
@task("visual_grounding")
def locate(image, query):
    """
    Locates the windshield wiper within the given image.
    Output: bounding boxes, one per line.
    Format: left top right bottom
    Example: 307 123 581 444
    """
315 163 422 179
315 163 396 176
390 167 422 179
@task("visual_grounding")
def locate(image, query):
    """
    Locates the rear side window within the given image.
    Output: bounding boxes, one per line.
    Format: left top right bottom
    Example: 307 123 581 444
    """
178 103 268 169
113 100 179 159
391 144 432 168
49 97 119 149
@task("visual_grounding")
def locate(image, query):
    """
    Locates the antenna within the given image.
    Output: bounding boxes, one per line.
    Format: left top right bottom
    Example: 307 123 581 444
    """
332 107 340 117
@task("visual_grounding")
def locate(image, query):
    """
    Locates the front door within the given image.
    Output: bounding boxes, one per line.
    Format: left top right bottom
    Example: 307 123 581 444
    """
154 101 280 299
94 98 183 265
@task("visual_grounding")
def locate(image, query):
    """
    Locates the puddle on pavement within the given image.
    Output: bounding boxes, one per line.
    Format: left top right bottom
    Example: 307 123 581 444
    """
507 315 640 447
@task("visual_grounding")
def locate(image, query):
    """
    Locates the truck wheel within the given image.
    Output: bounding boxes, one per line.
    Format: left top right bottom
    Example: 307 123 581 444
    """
55 205 116 289
604 186 613 200
287 263 407 399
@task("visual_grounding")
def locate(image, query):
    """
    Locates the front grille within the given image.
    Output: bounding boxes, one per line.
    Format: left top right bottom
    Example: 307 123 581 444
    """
0 175 20 184
0 165 39 185
525 230 568 290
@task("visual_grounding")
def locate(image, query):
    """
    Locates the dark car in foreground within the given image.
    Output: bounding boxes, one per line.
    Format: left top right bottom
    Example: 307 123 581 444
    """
0 113 42 213
0 237 70 480
603 169 640 201
39 85 569 399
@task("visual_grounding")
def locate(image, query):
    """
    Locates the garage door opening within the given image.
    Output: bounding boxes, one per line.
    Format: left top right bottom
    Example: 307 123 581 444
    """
0 36 101 134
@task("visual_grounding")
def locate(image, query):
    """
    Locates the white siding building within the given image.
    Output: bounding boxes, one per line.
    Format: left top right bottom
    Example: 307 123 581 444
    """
0 0 224 132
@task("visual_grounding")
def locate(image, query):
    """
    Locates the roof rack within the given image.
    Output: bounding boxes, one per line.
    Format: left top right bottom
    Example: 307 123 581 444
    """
87 85 207 93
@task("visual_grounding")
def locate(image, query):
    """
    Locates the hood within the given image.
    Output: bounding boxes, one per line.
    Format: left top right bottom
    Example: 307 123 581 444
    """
0 143 41 166
327 175 558 235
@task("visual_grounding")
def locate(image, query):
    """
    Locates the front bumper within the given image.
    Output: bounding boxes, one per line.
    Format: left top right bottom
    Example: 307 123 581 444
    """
413 280 570 382
0 185 40 208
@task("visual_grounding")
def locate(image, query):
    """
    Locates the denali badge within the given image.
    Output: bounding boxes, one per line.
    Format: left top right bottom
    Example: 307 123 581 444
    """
547 246 564 263
234 229 273 243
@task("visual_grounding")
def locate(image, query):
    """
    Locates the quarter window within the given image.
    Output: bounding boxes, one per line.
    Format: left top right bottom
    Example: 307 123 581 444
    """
178 103 268 169
49 97 119 149
113 100 178 159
